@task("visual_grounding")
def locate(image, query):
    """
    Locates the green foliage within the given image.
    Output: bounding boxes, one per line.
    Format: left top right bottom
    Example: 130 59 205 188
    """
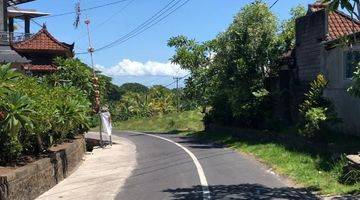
115 110 204 133
111 85 177 121
278 5 306 52
348 63 360 97
0 64 20 97
206 0 279 128
48 57 123 105
0 64 92 165
49 58 94 96
298 74 339 137
168 36 214 111
324 0 359 17
120 83 149 94
170 1 281 128
0 92 35 162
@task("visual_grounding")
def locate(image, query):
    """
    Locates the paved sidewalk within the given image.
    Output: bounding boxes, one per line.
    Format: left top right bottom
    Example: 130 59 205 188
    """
36 133 137 200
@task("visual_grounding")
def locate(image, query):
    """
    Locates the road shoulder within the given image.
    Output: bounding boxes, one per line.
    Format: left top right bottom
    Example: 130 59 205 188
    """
36 135 137 200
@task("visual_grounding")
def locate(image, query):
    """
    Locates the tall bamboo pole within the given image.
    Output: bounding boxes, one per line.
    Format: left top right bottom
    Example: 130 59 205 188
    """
85 18 103 147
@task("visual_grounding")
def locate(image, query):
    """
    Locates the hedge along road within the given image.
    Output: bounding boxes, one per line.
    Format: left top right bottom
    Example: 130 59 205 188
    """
114 131 320 200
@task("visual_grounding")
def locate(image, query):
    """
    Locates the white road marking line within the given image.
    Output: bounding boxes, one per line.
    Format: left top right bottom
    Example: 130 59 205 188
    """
129 131 211 200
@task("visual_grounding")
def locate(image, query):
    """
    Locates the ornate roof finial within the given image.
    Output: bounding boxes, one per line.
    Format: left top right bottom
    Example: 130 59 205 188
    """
42 23 47 29
308 1 328 13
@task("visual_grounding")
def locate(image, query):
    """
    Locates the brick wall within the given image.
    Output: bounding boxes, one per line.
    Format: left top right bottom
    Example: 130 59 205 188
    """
0 136 86 200
295 9 327 83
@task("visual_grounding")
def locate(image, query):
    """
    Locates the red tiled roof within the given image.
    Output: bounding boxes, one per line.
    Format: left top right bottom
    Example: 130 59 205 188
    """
327 11 360 41
12 27 72 54
21 64 58 72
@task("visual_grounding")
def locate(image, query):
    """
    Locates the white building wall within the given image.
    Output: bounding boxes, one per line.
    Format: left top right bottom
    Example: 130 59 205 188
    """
322 45 360 136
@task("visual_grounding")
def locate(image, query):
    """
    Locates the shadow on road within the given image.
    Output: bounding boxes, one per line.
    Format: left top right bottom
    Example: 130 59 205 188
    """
163 184 320 200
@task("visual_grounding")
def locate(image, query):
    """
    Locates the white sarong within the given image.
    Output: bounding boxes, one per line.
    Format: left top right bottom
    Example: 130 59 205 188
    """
100 111 112 136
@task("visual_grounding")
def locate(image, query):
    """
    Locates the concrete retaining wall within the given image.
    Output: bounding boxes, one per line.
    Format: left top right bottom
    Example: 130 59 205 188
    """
0 136 86 200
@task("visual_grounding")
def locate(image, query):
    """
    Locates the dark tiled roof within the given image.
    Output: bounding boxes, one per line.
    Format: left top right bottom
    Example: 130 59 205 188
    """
327 11 360 41
11 27 73 55
21 63 58 72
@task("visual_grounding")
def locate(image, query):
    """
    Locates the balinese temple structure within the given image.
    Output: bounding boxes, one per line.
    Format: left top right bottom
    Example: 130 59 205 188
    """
11 26 74 75
0 0 74 75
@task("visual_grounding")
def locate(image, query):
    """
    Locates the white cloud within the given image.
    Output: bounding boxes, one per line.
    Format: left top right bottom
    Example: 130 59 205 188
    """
95 59 188 77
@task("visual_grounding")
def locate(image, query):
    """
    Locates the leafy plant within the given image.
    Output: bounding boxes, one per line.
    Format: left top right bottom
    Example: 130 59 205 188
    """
298 74 339 137
0 92 35 162
0 63 92 164
348 63 360 97
323 0 360 20
0 64 20 97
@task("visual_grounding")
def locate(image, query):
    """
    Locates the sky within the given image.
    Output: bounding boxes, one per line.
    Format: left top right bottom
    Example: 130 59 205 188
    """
20 0 315 88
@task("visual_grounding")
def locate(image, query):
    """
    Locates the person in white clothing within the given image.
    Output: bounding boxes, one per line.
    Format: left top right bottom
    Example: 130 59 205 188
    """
100 106 112 145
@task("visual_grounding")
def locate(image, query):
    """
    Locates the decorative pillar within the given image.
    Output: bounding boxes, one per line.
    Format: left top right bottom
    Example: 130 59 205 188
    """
24 17 30 34
8 17 13 32
1 0 7 32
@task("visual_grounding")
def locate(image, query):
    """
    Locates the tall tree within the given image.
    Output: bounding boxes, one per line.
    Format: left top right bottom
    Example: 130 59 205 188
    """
167 36 215 112
208 0 279 127
278 5 306 53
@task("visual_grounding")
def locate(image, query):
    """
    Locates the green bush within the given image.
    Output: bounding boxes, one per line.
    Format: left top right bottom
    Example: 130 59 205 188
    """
298 74 339 138
111 85 178 121
0 64 92 164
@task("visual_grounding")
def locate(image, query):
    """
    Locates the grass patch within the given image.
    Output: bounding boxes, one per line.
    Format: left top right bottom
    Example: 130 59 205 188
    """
192 130 360 196
114 110 204 133
113 110 360 196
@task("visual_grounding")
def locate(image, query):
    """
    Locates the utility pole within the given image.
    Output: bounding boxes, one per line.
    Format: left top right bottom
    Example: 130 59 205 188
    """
173 77 181 111
85 17 103 147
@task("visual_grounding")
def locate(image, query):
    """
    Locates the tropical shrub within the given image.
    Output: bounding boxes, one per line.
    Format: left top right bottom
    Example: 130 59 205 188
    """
0 92 35 162
0 64 92 164
0 64 19 97
111 85 177 121
48 57 123 106
298 74 339 138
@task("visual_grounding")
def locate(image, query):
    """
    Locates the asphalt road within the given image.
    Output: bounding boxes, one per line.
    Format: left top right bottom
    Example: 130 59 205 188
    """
114 131 319 200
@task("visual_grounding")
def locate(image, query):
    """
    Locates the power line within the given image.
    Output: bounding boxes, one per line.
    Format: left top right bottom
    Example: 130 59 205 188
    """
74 0 136 42
76 0 190 54
269 0 280 9
40 0 130 19
91 0 182 52
99 0 191 51
164 73 189 88
99 0 191 52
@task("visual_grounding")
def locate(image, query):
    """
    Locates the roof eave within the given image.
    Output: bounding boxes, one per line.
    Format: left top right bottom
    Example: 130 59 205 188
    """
323 32 360 49
7 0 35 6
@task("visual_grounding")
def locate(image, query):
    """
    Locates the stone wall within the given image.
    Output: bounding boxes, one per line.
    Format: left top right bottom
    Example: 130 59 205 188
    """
295 9 327 83
0 136 86 200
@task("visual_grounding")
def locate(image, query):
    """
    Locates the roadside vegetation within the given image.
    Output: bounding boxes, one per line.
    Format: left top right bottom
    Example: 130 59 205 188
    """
115 110 203 133
0 58 121 166
114 109 360 195
195 130 360 195
0 64 91 165
113 0 360 196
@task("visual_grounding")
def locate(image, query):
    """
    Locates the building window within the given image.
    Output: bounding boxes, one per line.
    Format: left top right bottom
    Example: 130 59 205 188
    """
344 50 360 79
